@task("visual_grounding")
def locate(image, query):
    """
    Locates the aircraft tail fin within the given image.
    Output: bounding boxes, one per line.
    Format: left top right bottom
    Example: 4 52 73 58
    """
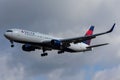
83 26 94 45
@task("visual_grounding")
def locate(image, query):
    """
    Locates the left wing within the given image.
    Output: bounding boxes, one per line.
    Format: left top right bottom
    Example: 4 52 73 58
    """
60 23 115 44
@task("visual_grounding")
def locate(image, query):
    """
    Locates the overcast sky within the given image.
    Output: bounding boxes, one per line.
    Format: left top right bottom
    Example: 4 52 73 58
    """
0 0 120 80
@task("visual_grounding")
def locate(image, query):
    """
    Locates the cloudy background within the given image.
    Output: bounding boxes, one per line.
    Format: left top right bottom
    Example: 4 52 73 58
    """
0 0 120 80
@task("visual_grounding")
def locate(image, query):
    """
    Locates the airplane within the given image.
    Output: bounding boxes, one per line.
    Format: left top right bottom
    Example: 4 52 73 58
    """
4 23 115 57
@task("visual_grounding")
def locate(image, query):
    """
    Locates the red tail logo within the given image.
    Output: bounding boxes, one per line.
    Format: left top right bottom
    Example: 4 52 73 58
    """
83 26 94 45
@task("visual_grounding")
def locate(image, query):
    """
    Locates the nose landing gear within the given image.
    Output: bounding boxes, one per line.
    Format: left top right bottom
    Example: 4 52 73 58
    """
10 41 14 47
11 44 14 47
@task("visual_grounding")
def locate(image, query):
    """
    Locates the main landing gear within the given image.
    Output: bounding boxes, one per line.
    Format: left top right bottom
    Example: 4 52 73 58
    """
41 53 48 57
41 47 48 57
58 50 64 54
10 41 14 47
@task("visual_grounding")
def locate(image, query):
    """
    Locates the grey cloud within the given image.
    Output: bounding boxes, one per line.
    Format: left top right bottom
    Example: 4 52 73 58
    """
0 0 120 80
0 54 25 80
93 65 120 80
0 0 38 27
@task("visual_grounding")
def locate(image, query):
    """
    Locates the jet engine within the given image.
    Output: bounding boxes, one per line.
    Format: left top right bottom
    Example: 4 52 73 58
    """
51 39 63 47
22 44 35 52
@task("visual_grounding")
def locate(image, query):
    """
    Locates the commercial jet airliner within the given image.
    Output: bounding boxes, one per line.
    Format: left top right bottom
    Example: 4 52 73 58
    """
4 24 115 57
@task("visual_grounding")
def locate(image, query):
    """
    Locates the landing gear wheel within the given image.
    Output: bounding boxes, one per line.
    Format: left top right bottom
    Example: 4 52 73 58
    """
10 41 14 48
58 50 64 54
41 47 48 57
11 44 14 47
41 53 48 57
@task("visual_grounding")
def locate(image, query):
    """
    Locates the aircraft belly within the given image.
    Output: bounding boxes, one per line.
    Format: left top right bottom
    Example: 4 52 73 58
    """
68 43 88 52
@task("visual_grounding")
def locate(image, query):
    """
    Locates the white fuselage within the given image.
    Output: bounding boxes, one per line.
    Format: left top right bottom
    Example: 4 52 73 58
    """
4 29 89 52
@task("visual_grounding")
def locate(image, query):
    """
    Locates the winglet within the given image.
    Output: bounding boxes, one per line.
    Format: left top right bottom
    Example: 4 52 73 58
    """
107 23 116 33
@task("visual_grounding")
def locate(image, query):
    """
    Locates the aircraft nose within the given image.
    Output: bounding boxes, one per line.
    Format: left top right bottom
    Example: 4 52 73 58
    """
4 30 14 38
4 32 10 38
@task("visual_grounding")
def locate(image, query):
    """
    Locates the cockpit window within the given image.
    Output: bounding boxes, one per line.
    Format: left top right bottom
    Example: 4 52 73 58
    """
7 30 13 32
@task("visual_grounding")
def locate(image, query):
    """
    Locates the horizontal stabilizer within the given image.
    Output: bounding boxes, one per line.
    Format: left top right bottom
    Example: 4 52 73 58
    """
87 43 109 48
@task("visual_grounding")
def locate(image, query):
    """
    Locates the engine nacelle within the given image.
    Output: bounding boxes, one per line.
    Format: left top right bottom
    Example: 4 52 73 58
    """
22 44 35 52
51 39 62 47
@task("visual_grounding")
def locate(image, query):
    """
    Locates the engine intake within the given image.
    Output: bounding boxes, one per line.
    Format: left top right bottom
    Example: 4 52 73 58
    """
51 39 62 47
22 44 35 52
